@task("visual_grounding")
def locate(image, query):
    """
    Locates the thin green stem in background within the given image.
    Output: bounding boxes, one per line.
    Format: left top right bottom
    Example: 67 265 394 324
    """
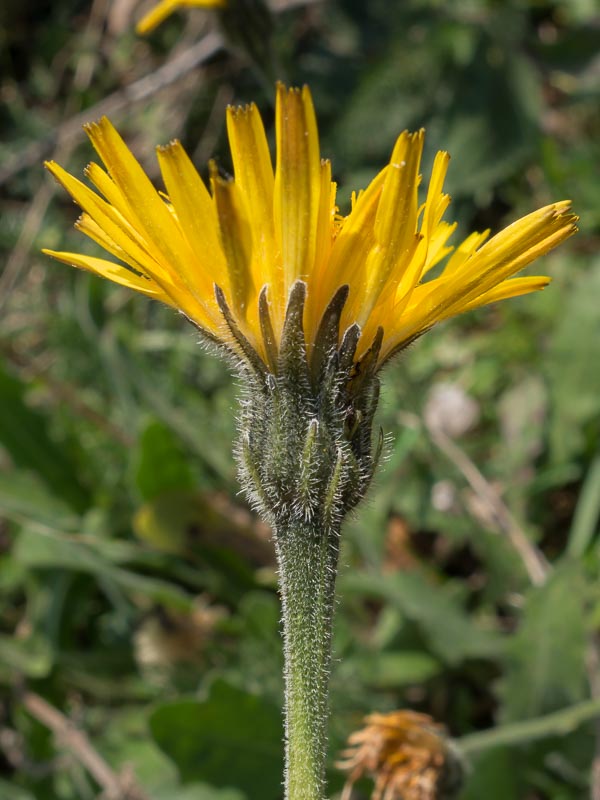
458 696 600 757
275 522 340 800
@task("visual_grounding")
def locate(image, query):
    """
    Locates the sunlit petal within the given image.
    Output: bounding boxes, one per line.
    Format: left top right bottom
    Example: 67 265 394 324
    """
44 86 577 373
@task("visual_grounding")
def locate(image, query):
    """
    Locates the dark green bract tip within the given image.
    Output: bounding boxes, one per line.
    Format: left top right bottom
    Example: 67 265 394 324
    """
224 280 382 531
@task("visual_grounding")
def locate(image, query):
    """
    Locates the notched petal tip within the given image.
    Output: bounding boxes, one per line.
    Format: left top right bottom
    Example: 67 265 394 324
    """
156 139 183 154
541 200 577 227
552 199 573 212
275 82 313 106
227 101 257 119
83 116 110 136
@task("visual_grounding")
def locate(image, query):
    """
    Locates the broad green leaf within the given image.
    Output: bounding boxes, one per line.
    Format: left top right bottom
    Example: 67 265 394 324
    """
0 362 88 511
341 571 502 665
546 260 600 463
432 26 539 201
0 781 36 800
150 680 283 800
162 786 246 800
460 748 523 800
90 706 247 800
132 418 195 501
497 562 588 722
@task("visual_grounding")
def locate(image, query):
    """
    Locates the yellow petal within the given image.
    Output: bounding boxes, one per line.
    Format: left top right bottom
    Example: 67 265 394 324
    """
42 249 174 302
273 84 321 302
379 204 576 360
374 130 423 254
46 159 218 331
84 162 131 213
75 213 150 276
443 229 490 275
43 97 577 374
328 166 389 332
305 159 338 342
420 150 451 241
354 130 425 327
156 140 225 288
136 0 225 35
460 276 552 312
420 221 457 277
84 118 198 277
226 102 277 298
84 118 224 327
210 163 254 319
443 202 576 306
46 161 167 276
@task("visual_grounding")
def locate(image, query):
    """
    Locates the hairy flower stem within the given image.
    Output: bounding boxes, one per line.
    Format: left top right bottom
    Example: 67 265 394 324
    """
233 284 382 799
275 521 341 800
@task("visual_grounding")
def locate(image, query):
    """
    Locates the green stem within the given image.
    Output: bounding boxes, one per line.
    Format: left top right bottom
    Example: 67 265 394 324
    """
458 696 600 756
274 521 340 800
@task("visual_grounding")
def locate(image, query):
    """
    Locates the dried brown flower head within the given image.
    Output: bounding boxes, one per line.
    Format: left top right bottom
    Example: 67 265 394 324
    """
336 709 463 800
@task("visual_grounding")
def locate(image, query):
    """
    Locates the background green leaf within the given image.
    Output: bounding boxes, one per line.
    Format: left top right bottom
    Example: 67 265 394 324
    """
150 681 283 800
497 563 589 722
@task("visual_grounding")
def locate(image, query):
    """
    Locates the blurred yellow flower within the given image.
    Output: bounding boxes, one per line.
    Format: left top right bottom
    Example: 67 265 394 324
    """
136 0 225 35
44 84 577 372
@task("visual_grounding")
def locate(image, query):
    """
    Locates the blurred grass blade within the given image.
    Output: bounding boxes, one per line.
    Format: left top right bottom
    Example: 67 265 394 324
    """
0 469 81 531
14 527 194 611
567 452 600 558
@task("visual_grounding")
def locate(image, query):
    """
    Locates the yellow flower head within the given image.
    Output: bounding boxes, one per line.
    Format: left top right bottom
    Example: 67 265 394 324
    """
44 84 577 374
136 0 226 36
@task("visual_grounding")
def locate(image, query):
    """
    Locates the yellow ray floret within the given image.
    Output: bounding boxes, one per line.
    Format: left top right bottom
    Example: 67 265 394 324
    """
136 0 225 36
43 84 577 371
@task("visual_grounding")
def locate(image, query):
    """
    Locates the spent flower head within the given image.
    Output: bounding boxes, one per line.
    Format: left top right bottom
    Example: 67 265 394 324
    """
337 710 463 800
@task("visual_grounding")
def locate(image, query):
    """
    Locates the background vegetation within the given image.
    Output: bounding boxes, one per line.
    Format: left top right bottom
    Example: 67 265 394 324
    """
1 0 599 797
